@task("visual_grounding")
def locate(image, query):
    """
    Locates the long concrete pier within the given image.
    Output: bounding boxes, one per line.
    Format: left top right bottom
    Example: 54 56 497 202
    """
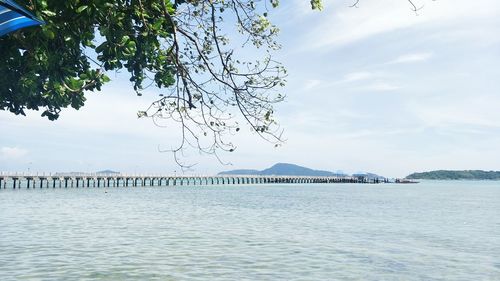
0 173 386 189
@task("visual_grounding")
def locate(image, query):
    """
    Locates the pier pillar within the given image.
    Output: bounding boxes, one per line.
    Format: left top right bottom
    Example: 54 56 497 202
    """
26 178 31 189
13 178 17 189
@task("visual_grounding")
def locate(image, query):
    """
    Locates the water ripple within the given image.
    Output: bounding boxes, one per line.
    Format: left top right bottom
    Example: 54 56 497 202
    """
1 182 499 280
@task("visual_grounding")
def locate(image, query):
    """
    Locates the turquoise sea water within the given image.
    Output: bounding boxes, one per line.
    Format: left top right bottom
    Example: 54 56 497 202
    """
0 181 499 280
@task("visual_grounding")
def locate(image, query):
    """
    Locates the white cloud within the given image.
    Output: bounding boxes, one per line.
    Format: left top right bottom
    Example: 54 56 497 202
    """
299 0 500 50
1 147 28 159
303 79 322 90
410 95 500 129
363 82 400 91
389 52 433 64
344 71 374 82
300 71 379 89
0 81 178 139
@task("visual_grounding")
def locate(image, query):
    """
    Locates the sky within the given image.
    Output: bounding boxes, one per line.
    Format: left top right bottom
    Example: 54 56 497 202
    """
1 0 500 177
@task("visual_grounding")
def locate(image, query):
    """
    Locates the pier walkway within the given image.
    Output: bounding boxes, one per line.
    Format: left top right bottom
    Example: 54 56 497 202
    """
0 173 386 189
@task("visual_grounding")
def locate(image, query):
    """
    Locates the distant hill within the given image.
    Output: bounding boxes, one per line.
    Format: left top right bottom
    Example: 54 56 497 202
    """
96 170 120 175
218 169 260 175
53 172 87 176
219 163 345 177
406 170 500 180
53 170 121 176
352 173 385 180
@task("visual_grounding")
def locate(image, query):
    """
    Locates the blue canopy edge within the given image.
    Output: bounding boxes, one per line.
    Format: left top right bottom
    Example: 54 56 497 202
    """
0 0 45 37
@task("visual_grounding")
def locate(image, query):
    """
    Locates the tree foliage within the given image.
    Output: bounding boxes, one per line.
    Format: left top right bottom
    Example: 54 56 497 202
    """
0 0 322 166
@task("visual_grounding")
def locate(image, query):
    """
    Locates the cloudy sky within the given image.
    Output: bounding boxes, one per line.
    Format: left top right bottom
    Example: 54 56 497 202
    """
1 0 500 177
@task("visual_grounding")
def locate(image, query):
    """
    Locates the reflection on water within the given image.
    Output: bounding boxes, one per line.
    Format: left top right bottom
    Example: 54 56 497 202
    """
0 181 499 280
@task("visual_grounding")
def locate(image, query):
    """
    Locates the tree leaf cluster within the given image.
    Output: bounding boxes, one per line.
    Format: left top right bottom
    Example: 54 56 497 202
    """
0 0 322 166
1 0 179 119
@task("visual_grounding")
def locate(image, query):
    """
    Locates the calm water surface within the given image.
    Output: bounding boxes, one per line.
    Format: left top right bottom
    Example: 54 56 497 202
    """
1 181 499 280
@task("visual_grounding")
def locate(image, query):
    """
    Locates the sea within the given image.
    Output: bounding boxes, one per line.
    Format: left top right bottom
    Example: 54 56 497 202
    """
0 180 499 280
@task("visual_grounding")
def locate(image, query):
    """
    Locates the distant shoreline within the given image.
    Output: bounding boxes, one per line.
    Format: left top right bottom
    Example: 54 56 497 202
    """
410 179 500 181
406 170 500 180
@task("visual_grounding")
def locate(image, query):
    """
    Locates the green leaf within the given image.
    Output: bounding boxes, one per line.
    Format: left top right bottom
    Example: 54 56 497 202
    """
42 10 56 17
102 75 111 83
76 5 88 13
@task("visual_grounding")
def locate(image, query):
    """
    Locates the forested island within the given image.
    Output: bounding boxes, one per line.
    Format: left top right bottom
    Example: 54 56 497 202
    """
406 170 500 180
